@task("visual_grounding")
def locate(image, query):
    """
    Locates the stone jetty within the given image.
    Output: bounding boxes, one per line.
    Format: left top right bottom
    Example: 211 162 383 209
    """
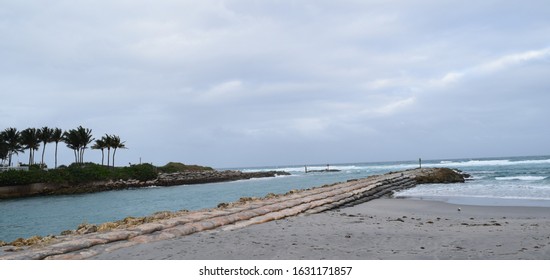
156 170 290 186
0 168 465 260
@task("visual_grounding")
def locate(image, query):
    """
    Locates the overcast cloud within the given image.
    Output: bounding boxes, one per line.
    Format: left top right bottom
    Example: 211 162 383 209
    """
1 0 549 168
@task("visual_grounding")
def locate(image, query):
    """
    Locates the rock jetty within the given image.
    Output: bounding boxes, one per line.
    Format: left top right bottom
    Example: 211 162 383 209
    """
0 170 290 199
0 168 465 260
156 170 290 186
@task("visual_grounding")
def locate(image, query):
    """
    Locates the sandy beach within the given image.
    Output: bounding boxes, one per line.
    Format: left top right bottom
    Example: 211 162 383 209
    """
89 197 550 260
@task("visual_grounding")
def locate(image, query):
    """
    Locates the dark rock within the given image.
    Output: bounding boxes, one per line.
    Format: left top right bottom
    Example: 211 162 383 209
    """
217 202 229 209
307 169 341 173
413 168 466 184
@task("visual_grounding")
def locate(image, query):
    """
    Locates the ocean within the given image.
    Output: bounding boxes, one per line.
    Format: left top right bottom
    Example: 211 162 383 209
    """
1 155 549 242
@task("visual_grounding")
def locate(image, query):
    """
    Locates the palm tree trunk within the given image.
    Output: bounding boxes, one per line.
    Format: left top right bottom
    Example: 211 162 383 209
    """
112 148 117 167
41 143 47 168
107 148 111 167
101 149 105 166
54 142 58 168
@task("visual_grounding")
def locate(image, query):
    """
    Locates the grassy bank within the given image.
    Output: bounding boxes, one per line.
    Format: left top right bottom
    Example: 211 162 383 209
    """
0 162 213 187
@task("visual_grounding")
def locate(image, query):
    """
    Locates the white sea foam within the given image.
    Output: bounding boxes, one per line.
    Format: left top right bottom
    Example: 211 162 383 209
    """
432 159 550 168
495 176 547 181
243 164 371 173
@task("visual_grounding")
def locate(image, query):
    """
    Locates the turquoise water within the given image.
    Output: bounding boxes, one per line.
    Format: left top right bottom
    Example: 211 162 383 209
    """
1 155 549 242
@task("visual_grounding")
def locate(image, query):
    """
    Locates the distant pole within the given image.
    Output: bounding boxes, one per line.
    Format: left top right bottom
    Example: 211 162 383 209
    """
305 165 308 173
139 157 142 164
419 158 422 169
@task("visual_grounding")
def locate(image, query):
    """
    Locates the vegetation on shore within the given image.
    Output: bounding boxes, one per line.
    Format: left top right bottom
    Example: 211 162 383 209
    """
0 163 158 186
0 162 217 187
156 162 215 173
1 125 217 187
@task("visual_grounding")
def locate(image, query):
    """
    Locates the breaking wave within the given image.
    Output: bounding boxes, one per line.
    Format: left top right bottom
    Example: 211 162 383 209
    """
495 176 547 181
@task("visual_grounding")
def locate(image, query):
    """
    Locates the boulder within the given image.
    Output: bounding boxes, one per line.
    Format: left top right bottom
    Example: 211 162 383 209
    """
413 168 466 184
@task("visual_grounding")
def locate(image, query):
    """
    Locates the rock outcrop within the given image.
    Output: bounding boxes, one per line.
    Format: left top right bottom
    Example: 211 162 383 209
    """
410 168 466 184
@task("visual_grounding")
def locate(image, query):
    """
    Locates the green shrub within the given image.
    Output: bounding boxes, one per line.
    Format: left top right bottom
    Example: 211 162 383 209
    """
157 162 214 173
0 170 38 185
120 164 158 181
64 163 112 184
0 163 158 186
0 162 216 187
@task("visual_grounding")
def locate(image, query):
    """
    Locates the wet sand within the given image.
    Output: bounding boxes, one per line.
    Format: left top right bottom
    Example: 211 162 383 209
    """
90 198 550 260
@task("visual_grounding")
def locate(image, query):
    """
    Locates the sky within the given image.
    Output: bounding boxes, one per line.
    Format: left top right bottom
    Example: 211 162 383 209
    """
1 0 550 168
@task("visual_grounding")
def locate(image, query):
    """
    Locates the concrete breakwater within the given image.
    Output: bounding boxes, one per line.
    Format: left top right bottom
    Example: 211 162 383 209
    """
0 170 290 199
0 168 465 260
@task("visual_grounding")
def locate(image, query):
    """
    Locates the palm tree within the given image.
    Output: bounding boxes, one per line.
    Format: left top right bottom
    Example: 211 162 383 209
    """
109 135 126 167
63 126 94 164
2 128 23 166
51 128 63 168
63 129 79 163
0 136 9 166
91 138 107 166
38 127 54 169
76 126 94 164
103 134 113 166
20 128 41 166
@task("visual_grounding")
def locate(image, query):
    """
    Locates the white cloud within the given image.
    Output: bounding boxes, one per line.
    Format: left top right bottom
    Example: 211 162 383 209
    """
2 1 550 167
429 47 550 89
373 96 416 115
477 48 550 73
196 80 245 103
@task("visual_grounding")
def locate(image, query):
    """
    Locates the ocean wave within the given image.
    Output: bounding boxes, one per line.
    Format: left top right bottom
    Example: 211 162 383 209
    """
495 176 547 181
241 167 305 173
433 159 550 168
243 165 371 173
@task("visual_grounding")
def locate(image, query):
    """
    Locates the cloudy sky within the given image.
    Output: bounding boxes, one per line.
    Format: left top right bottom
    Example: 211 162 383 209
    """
2 1 549 168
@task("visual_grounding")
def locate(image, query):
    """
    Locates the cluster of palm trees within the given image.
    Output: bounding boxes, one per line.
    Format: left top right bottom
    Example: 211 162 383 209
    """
0 126 126 169
91 134 126 167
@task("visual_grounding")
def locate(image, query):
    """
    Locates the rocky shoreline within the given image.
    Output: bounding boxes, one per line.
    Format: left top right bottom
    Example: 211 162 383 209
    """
0 170 290 199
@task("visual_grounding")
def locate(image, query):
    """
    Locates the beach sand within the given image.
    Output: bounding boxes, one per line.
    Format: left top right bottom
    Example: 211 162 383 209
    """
89 197 550 260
